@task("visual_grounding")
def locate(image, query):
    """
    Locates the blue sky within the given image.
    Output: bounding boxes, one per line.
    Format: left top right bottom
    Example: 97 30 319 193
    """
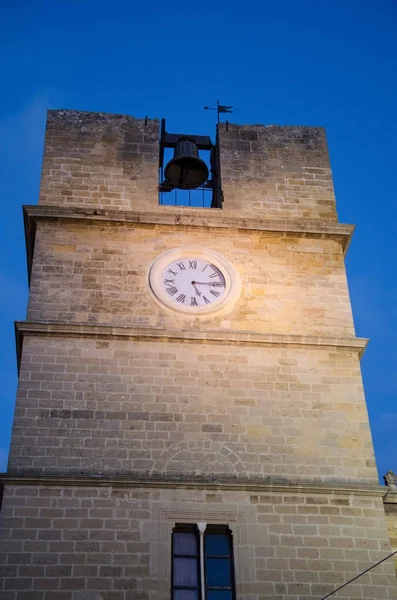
0 0 396 480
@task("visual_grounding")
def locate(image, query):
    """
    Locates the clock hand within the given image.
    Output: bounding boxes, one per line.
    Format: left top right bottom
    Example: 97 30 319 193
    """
191 281 223 287
191 282 202 296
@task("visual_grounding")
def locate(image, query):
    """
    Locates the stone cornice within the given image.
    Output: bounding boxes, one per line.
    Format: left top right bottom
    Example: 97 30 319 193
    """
23 204 355 282
0 472 385 497
383 493 397 507
15 321 368 371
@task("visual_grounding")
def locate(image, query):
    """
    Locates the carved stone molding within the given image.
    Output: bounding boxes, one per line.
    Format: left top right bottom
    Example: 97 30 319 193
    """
0 473 385 497
14 321 368 370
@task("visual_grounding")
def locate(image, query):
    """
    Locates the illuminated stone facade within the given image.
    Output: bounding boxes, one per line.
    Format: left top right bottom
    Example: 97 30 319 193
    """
0 110 396 599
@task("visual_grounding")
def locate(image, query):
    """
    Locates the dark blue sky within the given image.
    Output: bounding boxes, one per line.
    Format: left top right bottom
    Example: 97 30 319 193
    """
0 0 396 479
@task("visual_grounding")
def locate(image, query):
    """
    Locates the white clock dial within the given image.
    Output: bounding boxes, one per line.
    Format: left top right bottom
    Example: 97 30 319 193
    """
148 248 241 316
161 258 226 308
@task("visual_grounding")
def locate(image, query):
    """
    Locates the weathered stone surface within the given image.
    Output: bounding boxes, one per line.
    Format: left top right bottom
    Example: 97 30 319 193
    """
38 110 336 222
27 220 355 336
220 123 337 221
384 502 397 576
1 485 396 599
39 110 159 211
8 336 376 483
1 109 396 598
383 471 397 576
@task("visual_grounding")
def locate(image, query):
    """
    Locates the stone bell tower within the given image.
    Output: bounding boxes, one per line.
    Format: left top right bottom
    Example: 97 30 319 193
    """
0 109 396 600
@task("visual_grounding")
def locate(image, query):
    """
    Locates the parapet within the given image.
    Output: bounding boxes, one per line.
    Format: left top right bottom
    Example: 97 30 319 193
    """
39 110 159 211
219 123 337 220
38 110 337 222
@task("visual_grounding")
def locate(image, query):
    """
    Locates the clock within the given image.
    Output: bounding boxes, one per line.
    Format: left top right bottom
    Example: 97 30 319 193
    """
148 248 241 316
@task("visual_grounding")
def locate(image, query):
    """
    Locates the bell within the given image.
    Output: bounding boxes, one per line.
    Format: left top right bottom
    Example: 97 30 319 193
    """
164 139 209 190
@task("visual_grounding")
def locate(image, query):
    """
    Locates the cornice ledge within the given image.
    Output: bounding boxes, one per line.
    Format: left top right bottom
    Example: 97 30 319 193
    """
23 204 354 238
23 205 354 281
15 321 368 370
383 493 397 506
0 472 384 497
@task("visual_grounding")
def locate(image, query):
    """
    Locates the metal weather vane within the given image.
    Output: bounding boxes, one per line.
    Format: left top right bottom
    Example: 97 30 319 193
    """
204 100 233 124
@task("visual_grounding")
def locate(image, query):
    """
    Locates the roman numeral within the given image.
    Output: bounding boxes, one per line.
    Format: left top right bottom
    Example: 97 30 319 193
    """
209 272 219 279
176 294 186 303
210 289 221 297
188 260 197 269
167 269 177 276
202 264 208 272
203 296 210 304
212 282 224 287
190 297 198 306
166 286 178 296
176 262 186 271
164 279 175 284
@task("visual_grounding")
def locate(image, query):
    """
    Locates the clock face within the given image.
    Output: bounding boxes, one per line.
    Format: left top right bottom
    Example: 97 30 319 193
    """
161 258 226 308
148 248 241 316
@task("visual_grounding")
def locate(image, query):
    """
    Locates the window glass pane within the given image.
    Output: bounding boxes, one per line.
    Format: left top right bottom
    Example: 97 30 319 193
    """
174 590 199 600
174 532 198 556
173 557 198 587
205 558 231 587
207 591 232 600
205 533 230 556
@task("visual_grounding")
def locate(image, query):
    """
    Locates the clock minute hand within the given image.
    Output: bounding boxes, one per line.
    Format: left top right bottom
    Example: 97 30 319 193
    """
191 281 223 286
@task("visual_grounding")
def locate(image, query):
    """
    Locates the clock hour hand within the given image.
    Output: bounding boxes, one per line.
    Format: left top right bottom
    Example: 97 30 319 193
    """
191 282 202 296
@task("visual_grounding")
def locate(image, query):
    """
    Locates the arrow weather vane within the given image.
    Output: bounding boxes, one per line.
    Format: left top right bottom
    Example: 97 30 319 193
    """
204 100 233 124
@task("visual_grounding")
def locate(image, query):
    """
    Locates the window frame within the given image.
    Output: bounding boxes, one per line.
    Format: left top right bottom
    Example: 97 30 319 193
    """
171 523 236 600
171 523 201 600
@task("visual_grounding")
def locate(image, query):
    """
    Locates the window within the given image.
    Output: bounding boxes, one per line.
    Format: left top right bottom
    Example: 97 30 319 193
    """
172 523 236 600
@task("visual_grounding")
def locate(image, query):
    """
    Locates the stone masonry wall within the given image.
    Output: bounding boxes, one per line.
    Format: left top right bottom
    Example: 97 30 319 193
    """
39 111 159 211
8 336 377 484
6 109 388 600
384 502 397 575
27 221 355 337
220 123 337 221
1 485 396 600
38 111 337 221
